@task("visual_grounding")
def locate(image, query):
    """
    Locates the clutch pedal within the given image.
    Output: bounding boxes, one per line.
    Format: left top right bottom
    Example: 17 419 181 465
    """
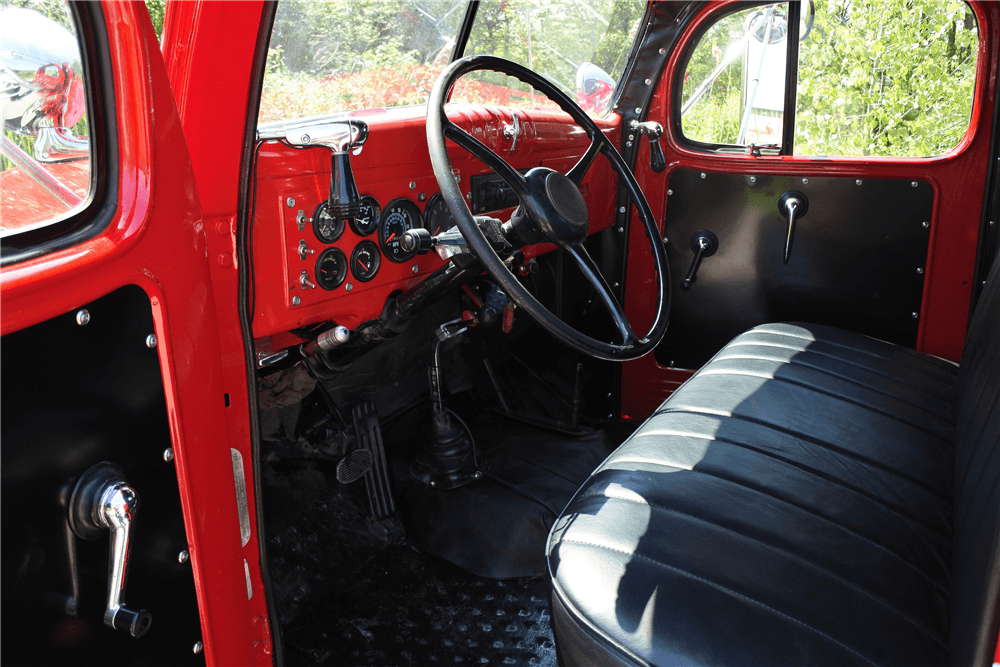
352 401 395 519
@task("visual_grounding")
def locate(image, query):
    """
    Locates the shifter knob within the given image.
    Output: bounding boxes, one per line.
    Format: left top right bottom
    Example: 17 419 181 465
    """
68 462 152 638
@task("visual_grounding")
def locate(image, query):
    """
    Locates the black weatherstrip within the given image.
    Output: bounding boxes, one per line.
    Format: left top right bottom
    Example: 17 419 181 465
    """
780 0 801 156
237 3 285 666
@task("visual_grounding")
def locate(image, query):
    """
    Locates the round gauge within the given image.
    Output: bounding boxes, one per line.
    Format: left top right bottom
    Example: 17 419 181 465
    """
351 240 381 282
315 248 348 290
378 198 422 263
313 201 345 244
351 195 381 236
424 193 458 235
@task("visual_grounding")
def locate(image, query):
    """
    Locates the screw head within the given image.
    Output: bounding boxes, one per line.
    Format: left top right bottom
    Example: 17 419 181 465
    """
749 176 756 184
613 282 620 288
922 221 930 228
301 134 311 144
917 267 924 274
659 48 666 55
700 172 706 179
802 178 809 184
286 197 295 207
193 641 203 655
617 226 624 233
409 181 417 190
178 550 189 564
411 265 419 274
346 282 353 292
291 296 301 306
626 141 632 147
163 448 174 463
418 192 427 202
634 107 642 114
75 309 90 326
619 206 626 213
145 334 158 349
466 192 472 201
911 181 919 187
667 189 673 196
856 179 863 185
911 312 919 319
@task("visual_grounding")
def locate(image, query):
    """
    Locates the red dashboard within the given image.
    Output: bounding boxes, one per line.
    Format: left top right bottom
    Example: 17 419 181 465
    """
250 105 620 352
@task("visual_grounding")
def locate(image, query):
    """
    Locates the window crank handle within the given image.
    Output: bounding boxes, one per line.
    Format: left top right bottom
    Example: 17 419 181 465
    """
681 230 719 291
778 191 809 264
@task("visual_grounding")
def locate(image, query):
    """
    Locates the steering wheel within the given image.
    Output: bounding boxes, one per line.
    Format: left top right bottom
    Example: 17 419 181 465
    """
426 55 670 361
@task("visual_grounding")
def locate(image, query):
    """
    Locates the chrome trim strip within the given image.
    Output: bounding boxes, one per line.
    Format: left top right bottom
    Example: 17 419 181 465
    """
231 448 251 547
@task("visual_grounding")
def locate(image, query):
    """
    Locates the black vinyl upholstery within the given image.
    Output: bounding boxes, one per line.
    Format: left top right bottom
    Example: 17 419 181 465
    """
547 256 1000 666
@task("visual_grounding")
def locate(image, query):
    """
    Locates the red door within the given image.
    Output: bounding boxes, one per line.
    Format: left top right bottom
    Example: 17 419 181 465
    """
1 3 270 664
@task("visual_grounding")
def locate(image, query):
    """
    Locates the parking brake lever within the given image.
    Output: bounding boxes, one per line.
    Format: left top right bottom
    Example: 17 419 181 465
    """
68 462 152 638
630 120 666 173
681 230 719 291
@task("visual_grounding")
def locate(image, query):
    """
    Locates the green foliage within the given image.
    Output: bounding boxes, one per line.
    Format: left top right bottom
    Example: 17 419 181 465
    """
681 0 979 157
144 0 166 40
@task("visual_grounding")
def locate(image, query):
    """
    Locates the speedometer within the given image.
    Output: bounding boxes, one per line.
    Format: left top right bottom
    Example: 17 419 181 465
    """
378 198 422 263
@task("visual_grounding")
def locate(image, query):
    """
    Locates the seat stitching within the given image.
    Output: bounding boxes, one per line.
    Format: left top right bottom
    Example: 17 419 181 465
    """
743 327 958 377
573 491 949 643
581 462 950 591
557 538 881 667
694 368 954 445
651 407 951 501
713 352 955 416
624 425 949 529
725 339 957 391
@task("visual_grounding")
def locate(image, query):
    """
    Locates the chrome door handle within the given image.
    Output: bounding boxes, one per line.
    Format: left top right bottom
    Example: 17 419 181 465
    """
68 462 152 638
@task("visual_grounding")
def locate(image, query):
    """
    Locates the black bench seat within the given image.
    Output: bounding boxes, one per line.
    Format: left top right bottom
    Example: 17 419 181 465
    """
547 259 999 666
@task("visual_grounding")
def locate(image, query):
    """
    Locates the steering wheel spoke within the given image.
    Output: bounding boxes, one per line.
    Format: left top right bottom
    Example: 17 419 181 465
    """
566 137 604 186
565 243 637 345
444 122 527 198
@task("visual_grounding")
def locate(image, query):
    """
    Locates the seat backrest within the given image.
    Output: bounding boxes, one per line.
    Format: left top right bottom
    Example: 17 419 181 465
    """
951 249 1000 666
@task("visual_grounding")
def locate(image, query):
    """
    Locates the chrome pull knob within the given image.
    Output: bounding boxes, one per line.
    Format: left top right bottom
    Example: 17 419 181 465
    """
777 191 809 264
68 462 152 638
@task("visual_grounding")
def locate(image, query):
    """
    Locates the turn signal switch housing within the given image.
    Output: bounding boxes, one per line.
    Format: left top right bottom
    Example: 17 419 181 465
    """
67 461 152 638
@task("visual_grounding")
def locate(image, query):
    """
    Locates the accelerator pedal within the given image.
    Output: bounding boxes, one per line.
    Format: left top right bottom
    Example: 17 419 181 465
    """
352 401 396 519
335 449 372 485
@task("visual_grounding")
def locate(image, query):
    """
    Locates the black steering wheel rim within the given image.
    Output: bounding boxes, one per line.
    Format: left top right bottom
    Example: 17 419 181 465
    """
426 55 671 361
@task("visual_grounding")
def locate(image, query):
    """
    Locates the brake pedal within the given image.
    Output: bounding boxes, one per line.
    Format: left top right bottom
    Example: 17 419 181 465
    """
352 401 395 519
336 449 372 485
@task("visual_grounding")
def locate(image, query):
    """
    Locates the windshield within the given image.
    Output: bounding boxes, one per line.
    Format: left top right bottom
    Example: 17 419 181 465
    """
259 0 645 125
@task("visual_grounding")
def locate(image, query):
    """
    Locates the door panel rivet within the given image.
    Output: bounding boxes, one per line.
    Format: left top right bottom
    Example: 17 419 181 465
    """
193 641 203 654
178 550 189 564
700 172 706 179
163 449 174 463
619 206 626 213
412 265 419 274
409 181 417 190
911 181 918 187
145 334 157 349
75 309 90 326
667 189 673 195
856 179 863 185
802 178 809 184
749 176 756 183
917 267 924 274
911 312 919 319
922 221 929 228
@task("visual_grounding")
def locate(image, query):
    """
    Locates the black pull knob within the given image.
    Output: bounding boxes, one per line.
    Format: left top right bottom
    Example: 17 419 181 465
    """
681 230 719 291
630 121 666 173
329 151 361 223
401 228 432 254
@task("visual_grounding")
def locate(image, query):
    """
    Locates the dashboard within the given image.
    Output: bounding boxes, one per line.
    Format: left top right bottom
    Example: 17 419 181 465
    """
250 105 620 349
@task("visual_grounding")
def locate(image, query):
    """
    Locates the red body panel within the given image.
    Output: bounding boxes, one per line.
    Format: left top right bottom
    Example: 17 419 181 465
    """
621 0 999 420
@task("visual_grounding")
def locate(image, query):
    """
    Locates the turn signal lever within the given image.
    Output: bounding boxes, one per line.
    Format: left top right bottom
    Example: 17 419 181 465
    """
630 120 666 173
68 462 151 638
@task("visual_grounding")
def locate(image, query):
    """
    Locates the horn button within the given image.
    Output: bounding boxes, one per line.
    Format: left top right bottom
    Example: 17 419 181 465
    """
516 168 589 246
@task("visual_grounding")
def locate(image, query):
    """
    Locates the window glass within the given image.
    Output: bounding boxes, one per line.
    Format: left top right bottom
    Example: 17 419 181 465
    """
681 3 789 148
796 0 978 157
463 0 646 117
259 0 464 123
0 1 93 237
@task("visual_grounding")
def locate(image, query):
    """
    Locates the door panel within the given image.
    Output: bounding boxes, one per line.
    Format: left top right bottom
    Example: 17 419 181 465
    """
657 170 931 369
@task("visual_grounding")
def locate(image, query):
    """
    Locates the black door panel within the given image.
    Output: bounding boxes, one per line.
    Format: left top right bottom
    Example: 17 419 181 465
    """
1 286 202 666
656 170 931 369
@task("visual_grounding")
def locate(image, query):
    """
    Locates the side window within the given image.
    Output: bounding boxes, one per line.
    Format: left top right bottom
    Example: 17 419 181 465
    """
463 0 646 117
681 4 789 149
0 2 94 237
680 0 979 158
